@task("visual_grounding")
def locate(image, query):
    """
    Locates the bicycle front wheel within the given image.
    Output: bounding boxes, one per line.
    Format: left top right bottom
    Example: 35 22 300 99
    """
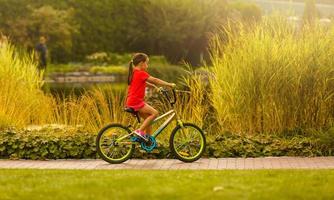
96 124 135 164
170 123 206 162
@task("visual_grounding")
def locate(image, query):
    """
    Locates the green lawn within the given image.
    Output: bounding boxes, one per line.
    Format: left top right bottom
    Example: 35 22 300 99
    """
0 169 333 200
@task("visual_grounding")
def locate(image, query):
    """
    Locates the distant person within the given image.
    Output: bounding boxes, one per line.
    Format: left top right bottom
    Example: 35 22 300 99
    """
35 36 48 70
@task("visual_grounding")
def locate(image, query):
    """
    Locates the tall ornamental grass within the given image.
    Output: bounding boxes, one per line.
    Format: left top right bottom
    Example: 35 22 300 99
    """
0 42 48 128
150 72 209 139
0 41 131 131
0 40 206 134
210 17 334 134
45 87 131 133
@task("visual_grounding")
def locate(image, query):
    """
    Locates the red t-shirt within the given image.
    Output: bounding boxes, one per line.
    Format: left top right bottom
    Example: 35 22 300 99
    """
126 69 150 107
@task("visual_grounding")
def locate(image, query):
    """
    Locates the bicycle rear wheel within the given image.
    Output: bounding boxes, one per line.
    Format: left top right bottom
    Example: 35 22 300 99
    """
170 123 206 162
96 124 134 164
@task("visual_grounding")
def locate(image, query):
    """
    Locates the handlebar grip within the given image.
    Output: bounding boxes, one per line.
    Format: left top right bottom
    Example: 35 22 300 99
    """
158 88 177 106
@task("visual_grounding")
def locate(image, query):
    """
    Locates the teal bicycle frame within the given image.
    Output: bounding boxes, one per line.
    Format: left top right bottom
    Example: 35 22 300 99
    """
151 109 176 137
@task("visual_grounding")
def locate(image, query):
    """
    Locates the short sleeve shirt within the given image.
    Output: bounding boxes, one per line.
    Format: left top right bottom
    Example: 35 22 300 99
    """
126 69 150 107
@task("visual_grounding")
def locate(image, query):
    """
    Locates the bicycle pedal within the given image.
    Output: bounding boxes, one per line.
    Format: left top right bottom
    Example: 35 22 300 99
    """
139 149 146 153
179 151 190 156
151 149 159 154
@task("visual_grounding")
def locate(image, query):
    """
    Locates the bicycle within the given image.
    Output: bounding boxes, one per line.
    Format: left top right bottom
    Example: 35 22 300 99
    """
96 86 206 164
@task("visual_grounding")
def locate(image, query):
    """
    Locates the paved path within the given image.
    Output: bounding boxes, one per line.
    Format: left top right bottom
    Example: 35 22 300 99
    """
1 157 334 170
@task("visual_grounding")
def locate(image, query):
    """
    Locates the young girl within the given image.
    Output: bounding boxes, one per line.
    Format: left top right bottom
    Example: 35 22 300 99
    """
126 53 175 140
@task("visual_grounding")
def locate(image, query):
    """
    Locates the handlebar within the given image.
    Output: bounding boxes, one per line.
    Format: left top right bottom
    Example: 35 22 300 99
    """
159 87 176 106
150 83 190 106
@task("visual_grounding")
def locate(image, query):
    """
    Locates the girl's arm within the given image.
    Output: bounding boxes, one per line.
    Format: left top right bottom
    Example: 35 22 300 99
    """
147 76 175 88
146 81 157 89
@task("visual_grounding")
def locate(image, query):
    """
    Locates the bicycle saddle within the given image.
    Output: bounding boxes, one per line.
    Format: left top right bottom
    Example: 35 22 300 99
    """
124 107 137 114
124 107 140 123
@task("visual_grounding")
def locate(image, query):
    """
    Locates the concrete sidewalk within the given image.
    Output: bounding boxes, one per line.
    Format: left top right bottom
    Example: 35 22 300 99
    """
1 157 334 170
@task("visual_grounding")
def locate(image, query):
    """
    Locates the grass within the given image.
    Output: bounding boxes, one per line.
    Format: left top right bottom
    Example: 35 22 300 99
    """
0 41 47 128
44 87 131 133
209 16 334 134
0 169 334 200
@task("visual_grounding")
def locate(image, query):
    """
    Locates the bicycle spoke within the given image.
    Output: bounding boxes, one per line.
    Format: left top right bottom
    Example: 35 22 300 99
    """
176 142 188 152
108 148 116 158
98 126 133 161
186 145 193 156
173 125 204 160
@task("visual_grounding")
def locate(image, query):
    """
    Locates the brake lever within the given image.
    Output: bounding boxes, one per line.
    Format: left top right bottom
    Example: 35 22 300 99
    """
158 87 168 93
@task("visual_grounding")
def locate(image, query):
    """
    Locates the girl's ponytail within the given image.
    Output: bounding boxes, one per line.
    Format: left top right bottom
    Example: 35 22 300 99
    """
127 60 134 85
127 53 148 85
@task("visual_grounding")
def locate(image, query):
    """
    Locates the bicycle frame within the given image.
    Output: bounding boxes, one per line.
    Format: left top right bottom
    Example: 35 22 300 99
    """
151 109 176 137
115 110 178 143
116 88 182 143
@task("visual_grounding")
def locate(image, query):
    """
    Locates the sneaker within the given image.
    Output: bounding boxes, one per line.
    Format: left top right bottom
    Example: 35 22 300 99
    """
134 130 148 141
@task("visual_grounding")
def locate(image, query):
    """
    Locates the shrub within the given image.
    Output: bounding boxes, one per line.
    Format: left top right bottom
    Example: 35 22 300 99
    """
228 1 262 23
1 127 333 159
89 66 127 74
46 63 89 74
0 127 96 159
0 127 170 159
206 129 334 157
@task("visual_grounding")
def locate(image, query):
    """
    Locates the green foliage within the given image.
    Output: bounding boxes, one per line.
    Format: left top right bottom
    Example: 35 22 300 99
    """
86 52 131 65
0 2 77 63
89 66 127 74
67 0 230 65
30 6 78 63
0 127 97 159
0 0 262 65
228 1 262 23
207 130 334 158
148 64 188 84
1 127 333 159
46 63 89 74
85 52 168 66
0 127 170 159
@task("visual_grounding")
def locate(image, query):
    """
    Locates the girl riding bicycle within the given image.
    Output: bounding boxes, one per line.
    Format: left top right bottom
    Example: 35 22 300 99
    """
126 53 175 140
96 53 205 164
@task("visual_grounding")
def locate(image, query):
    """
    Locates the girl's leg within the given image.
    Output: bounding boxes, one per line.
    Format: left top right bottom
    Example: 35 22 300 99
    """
139 112 152 135
138 104 158 135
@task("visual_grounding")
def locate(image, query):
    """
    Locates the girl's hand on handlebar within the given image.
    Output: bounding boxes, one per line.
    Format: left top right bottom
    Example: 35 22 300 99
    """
169 83 176 88
155 87 164 93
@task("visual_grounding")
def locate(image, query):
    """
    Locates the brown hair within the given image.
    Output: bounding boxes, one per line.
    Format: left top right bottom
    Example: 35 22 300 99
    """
128 53 148 85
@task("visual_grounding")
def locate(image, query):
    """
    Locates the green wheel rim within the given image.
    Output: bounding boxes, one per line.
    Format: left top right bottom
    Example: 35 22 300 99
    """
98 126 133 162
173 125 204 160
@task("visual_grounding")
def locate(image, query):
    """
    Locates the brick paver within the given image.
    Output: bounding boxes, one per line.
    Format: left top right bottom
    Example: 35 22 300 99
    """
0 157 334 170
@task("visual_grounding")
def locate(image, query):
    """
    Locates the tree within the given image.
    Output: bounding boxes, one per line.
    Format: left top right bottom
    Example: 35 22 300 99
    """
0 2 77 62
28 6 78 62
